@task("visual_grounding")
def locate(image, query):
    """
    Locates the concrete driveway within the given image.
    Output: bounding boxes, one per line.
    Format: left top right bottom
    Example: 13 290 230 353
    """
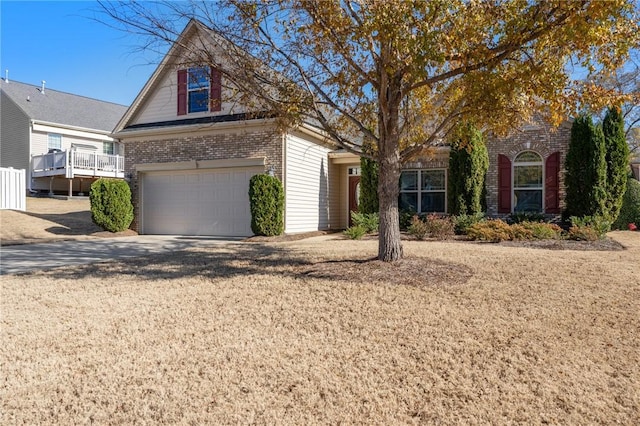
0 235 243 275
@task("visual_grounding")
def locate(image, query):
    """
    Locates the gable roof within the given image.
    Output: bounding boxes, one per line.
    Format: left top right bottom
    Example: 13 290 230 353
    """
1 79 128 133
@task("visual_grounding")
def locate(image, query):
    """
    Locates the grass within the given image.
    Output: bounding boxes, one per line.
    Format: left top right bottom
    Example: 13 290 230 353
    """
2 232 639 424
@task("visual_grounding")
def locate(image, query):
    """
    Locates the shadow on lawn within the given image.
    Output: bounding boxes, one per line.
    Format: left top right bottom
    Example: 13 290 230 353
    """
23 211 101 235
40 243 316 282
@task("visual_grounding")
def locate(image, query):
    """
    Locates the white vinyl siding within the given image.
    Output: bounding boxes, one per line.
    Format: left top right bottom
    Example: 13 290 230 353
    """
0 92 31 172
284 133 333 233
140 167 262 236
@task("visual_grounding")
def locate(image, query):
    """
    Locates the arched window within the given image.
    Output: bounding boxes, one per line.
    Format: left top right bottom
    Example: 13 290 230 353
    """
513 151 543 212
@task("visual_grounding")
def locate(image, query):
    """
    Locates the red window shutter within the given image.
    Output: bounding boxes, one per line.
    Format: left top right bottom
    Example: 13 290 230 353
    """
210 68 222 112
545 151 560 214
177 69 187 116
498 154 511 214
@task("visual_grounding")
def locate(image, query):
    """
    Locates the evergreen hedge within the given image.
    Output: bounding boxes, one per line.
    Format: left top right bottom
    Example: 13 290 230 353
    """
447 122 489 215
602 106 629 223
612 175 640 230
89 178 134 232
564 114 607 220
359 142 379 214
249 174 284 236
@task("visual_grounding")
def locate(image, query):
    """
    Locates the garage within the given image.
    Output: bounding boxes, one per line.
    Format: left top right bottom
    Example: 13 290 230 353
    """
140 167 262 236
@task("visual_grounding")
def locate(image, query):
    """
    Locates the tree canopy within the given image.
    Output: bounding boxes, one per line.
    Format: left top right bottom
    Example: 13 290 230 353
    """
99 0 639 261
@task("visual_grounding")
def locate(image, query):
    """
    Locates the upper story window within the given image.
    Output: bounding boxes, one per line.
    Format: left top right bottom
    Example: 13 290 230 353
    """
187 67 210 113
103 141 115 155
177 66 222 116
513 151 543 212
48 133 62 150
399 169 447 214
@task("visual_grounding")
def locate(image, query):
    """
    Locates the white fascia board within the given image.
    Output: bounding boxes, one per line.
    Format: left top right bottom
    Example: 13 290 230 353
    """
32 121 115 142
114 118 278 141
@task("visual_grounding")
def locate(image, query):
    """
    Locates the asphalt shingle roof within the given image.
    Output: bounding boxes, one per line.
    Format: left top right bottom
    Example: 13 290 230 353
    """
1 80 128 133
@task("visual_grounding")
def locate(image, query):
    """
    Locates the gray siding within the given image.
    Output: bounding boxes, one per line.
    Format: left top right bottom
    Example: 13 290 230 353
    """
0 91 30 172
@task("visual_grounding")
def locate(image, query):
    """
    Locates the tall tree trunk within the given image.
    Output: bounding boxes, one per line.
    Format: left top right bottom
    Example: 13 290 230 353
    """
377 84 403 262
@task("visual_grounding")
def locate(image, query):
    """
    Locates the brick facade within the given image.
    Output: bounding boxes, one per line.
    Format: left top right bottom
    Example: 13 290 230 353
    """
485 122 571 217
123 127 283 231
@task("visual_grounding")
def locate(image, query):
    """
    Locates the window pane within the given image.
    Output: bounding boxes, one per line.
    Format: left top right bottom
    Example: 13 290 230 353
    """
421 192 446 213
188 67 209 90
103 142 114 155
515 151 542 163
421 170 445 191
189 89 209 113
514 190 542 212
514 165 542 188
400 171 418 191
48 134 61 150
399 192 418 212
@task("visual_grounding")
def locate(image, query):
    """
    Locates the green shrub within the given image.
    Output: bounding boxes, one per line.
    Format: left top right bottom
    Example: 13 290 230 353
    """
448 122 489 215
399 209 417 231
89 178 134 233
359 154 379 214
564 114 607 219
612 175 640 230
452 212 486 234
350 211 379 233
466 219 513 242
602 106 630 224
507 212 546 224
343 225 367 240
407 215 429 240
249 174 284 236
567 216 610 241
519 221 563 240
509 223 534 241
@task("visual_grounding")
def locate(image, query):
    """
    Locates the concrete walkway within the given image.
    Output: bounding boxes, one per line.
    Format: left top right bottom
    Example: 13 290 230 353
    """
0 236 242 275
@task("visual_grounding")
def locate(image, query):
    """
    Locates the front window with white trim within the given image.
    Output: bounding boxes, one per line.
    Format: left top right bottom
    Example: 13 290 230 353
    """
188 66 210 113
48 133 62 150
399 169 446 213
513 151 543 212
103 142 115 155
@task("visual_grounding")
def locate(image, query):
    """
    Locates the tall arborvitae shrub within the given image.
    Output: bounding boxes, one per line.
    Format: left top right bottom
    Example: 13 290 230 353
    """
359 155 379 214
249 174 284 236
612 175 640 230
447 122 489 215
90 178 134 232
602 106 630 224
564 114 607 219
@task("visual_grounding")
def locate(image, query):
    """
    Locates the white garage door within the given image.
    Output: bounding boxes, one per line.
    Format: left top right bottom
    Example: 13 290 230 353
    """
141 167 261 236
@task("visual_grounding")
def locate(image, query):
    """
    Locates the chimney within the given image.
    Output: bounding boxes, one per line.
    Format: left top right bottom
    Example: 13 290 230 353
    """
41 80 46 94
4 70 8 83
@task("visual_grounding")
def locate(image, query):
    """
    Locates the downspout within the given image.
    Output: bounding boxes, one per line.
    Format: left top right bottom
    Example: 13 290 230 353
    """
28 120 34 193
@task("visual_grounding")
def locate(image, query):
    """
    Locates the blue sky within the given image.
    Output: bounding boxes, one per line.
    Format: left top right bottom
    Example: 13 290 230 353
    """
1 1 162 106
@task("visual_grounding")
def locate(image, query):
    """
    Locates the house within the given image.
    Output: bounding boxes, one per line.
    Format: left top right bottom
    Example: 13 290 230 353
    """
0 79 128 196
115 20 570 237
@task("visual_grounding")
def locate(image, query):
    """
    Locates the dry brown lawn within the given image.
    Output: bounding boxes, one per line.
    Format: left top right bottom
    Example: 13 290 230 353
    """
2 231 639 424
0 198 134 245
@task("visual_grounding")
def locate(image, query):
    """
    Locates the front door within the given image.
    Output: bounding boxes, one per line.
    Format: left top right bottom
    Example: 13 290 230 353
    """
348 175 361 226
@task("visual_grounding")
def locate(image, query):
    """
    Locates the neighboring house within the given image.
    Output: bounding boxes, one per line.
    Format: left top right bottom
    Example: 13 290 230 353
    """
0 79 128 196
115 19 570 237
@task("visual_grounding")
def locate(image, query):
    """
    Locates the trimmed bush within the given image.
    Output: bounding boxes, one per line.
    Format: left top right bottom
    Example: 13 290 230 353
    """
343 225 367 240
399 209 417 231
602 106 630 224
567 216 610 241
351 211 379 233
564 114 607 220
249 174 284 236
466 219 513 242
519 221 563 240
359 155 379 214
408 214 455 240
612 176 640 230
507 212 545 224
89 178 134 233
448 122 489 215
452 212 485 235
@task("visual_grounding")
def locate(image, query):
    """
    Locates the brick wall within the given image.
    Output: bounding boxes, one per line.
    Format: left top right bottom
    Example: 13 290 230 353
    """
485 122 571 217
123 127 283 231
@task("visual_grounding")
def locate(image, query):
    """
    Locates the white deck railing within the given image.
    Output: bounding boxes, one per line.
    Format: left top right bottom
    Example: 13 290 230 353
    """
31 150 125 179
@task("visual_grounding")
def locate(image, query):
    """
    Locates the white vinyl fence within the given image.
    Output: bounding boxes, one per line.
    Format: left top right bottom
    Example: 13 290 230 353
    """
0 167 26 211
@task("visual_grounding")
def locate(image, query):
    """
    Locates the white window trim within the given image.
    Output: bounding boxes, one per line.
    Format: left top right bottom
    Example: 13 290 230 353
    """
512 151 544 213
400 168 447 214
